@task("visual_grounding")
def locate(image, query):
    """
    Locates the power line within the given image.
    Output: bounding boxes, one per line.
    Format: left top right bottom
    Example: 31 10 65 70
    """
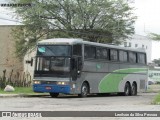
0 17 22 23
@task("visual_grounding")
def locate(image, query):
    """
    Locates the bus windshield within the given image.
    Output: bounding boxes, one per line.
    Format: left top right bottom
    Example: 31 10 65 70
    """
36 57 70 72
35 45 71 77
37 45 71 56
35 57 70 77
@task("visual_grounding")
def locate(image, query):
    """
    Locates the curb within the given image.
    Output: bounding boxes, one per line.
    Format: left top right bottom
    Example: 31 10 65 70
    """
0 94 20 98
0 94 49 98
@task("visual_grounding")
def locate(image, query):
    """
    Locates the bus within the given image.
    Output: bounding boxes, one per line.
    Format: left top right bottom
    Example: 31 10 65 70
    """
32 38 148 97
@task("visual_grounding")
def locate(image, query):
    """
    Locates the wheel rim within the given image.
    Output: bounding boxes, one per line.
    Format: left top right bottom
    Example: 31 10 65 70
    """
125 84 129 95
132 84 136 95
82 85 88 96
125 87 129 95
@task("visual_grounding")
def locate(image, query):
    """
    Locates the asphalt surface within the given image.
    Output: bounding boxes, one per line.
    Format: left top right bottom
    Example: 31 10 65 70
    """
0 93 159 107
0 92 159 111
0 89 160 120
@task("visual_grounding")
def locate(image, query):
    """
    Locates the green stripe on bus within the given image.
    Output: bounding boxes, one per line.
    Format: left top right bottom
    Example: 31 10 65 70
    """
98 68 147 93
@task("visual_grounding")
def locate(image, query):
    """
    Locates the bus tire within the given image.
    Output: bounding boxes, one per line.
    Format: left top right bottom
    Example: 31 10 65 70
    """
124 82 131 96
131 82 137 96
78 82 89 98
50 93 59 98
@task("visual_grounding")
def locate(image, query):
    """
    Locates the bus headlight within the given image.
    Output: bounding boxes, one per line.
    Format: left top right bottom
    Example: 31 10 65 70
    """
33 80 41 84
57 82 67 85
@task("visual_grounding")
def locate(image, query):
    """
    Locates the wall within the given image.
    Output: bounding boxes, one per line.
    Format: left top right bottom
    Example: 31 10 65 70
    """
0 25 23 76
23 49 36 79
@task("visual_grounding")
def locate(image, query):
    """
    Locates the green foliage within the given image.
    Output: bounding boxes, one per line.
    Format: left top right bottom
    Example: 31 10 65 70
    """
149 33 160 41
152 58 160 66
11 0 136 59
153 93 160 105
0 69 32 90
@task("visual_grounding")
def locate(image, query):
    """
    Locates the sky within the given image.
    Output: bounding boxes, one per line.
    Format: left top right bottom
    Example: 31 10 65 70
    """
134 0 160 35
0 0 160 60
134 0 160 60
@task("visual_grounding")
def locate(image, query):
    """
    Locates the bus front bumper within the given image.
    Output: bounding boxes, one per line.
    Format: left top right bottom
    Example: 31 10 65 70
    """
33 84 70 94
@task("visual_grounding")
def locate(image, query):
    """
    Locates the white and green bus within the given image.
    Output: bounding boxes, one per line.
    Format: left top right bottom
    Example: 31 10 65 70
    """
33 38 148 97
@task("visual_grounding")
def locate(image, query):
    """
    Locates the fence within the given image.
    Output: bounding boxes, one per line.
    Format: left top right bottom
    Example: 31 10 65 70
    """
0 69 32 89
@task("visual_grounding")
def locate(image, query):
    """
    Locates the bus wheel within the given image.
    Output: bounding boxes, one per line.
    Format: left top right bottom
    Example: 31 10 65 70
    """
78 82 89 97
124 82 131 96
131 83 137 96
50 93 59 98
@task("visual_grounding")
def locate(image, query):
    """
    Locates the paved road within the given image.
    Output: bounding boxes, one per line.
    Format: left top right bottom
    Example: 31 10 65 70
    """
0 93 159 120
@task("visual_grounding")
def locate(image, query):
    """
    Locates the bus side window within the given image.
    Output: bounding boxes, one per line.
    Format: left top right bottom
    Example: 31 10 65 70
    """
73 44 82 56
138 53 146 64
129 52 137 63
96 47 108 60
119 50 128 62
110 49 118 61
84 45 96 59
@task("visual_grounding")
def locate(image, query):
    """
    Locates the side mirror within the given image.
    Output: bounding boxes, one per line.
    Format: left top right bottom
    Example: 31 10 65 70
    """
26 58 33 66
30 58 33 66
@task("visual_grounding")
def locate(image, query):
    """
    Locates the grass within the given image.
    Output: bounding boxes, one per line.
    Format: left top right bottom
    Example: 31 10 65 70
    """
0 87 35 94
147 84 160 105
152 93 160 105
147 84 160 93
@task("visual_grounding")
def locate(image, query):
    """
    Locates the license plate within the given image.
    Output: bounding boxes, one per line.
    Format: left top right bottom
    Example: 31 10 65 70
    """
46 86 52 90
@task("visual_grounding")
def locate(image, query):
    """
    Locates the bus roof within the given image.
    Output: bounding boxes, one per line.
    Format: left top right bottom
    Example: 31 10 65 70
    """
38 38 83 45
38 38 146 53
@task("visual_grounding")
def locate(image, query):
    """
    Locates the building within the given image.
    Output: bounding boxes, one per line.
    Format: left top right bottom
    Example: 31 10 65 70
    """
120 34 152 63
24 49 36 78
0 25 23 76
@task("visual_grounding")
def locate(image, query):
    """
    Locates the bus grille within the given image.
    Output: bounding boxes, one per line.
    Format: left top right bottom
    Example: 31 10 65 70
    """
41 81 57 84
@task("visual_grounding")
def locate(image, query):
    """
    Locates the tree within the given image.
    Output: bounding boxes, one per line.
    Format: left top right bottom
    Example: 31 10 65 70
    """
149 33 160 41
11 0 136 59
152 58 160 66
